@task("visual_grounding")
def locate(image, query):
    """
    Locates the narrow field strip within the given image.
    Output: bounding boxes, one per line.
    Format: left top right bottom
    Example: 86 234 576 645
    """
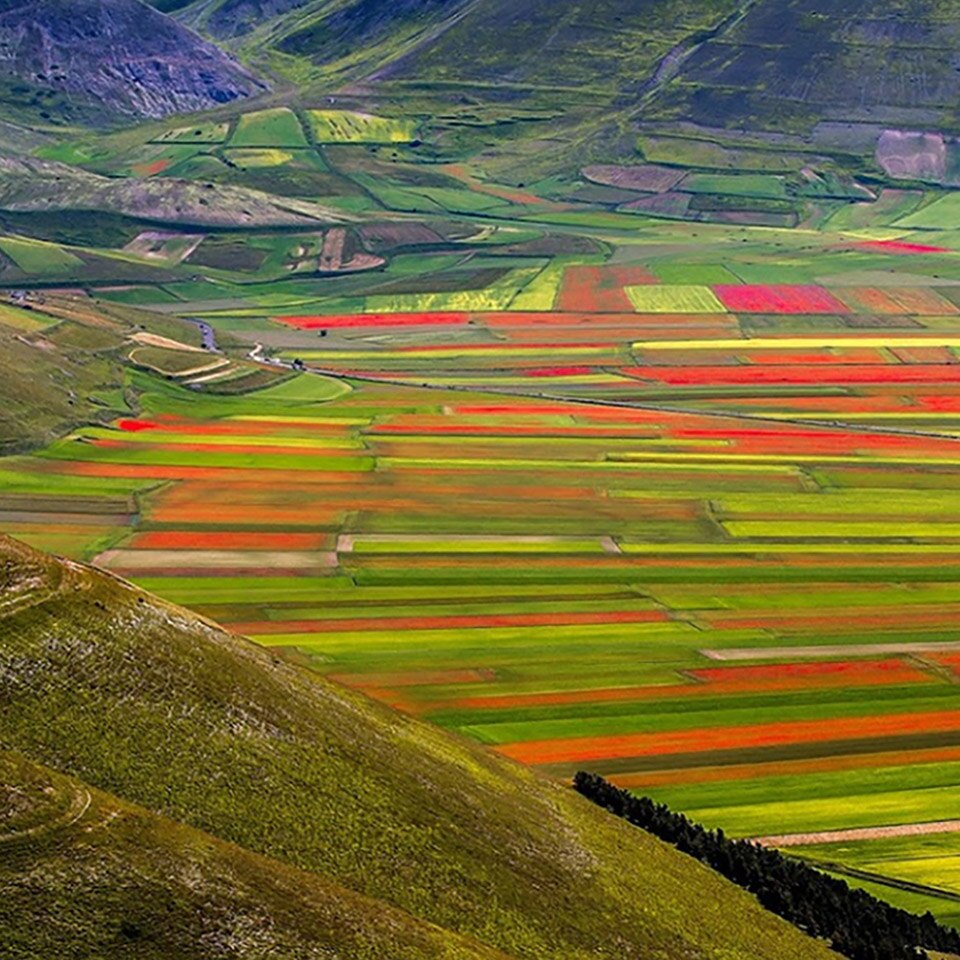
497 708 960 765
632 337 960 351
703 641 960 660
447 658 932 712
545 730 960 779
95 548 339 570
756 820 960 848
231 608 670 635
609 745 960 790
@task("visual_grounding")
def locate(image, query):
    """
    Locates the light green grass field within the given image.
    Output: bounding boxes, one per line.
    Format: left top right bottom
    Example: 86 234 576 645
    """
309 110 419 143
625 284 727 313
0 236 84 273
229 108 308 147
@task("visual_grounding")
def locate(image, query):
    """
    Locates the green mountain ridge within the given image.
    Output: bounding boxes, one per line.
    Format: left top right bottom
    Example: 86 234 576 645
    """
0 534 839 960
645 0 960 135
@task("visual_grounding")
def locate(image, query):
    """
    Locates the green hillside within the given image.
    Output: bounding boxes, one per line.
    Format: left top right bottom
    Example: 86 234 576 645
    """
172 0 960 180
0 534 838 960
369 0 741 94
0 290 297 455
646 0 960 135
0 750 504 960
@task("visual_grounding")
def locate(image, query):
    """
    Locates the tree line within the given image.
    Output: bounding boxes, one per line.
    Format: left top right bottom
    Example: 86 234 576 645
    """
573 771 960 960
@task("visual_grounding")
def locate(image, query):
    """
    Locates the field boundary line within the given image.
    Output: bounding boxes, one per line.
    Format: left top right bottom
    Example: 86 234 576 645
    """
799 859 960 905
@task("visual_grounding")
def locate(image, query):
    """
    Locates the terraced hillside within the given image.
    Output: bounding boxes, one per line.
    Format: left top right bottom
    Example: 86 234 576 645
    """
0 535 839 960
0 291 289 452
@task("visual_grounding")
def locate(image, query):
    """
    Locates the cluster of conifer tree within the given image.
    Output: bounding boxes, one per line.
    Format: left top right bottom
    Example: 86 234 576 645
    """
573 772 960 960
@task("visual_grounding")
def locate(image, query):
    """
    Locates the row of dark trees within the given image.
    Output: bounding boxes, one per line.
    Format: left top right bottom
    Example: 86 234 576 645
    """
573 771 960 960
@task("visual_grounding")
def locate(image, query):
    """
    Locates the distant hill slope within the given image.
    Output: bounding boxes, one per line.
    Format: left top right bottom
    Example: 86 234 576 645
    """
0 535 838 960
0 0 265 122
177 0 471 79
644 0 960 136
0 157 350 228
173 0 742 96
181 0 960 173
274 0 467 72
0 296 204 452
367 0 741 93
245 0 743 94
176 0 318 40
351 0 960 135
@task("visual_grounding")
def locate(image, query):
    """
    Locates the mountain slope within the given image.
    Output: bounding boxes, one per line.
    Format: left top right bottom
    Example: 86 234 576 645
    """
255 0 742 93
275 0 468 73
0 0 266 122
0 534 838 960
0 750 506 960
177 0 318 40
180 0 742 96
191 0 960 175
0 296 206 452
370 0 742 93
644 0 960 135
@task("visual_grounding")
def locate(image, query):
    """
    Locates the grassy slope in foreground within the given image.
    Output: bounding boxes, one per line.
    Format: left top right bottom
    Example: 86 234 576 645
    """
0 534 837 960
0 750 503 960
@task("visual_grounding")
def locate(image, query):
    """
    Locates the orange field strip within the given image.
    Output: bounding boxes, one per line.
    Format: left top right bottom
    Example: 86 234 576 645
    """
624 363 960 386
61 463 365 483
497 708 960 765
708 606 960 632
129 530 335 550
145 505 344 525
279 312 470 329
94 439 356 457
118 418 358 437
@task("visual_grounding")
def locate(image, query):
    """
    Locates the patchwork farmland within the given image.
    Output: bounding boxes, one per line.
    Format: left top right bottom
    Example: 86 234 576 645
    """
13 86 960 937
9 258 960 925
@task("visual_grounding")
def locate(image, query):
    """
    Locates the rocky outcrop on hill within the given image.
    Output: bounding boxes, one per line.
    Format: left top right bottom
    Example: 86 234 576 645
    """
0 0 266 119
